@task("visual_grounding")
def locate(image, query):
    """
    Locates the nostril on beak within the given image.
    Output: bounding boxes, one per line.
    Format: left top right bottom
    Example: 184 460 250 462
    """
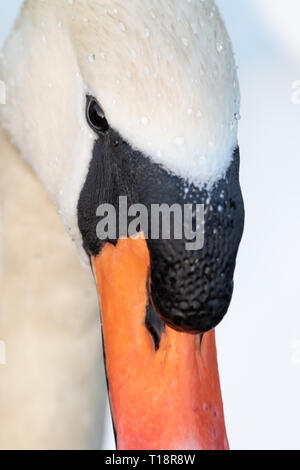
145 276 165 350
145 302 165 350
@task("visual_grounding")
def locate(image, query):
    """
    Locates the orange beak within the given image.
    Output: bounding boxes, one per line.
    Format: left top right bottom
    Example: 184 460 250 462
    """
92 235 229 450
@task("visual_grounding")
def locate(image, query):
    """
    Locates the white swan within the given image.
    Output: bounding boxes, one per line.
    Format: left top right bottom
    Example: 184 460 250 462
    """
0 0 243 450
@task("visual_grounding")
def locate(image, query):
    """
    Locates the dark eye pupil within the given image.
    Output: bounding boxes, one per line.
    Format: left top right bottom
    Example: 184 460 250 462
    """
86 97 109 133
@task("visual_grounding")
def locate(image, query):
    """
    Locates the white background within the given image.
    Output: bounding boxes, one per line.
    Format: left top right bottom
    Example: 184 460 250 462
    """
1 0 300 450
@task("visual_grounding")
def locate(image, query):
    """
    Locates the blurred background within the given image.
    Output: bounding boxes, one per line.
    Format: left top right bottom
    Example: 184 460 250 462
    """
1 0 300 450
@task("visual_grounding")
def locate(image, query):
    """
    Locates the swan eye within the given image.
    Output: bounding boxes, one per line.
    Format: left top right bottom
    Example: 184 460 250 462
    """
86 96 109 134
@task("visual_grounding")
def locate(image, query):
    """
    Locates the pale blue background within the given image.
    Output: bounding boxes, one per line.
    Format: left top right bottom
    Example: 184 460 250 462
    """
0 0 23 47
1 0 300 450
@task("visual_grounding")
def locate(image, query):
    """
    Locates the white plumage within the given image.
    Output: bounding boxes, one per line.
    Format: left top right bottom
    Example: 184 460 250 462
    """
0 0 240 449
0 129 106 449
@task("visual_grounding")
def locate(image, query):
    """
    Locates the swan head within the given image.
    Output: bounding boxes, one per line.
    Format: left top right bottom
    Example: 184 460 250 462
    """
0 0 244 450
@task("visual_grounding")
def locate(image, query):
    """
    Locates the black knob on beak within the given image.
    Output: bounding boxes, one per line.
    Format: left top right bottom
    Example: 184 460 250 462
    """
148 148 244 334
